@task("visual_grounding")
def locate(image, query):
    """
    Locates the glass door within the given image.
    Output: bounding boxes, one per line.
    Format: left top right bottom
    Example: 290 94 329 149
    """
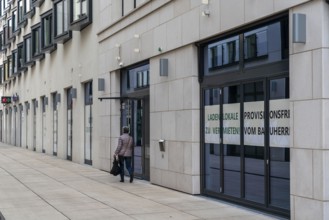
121 97 150 180
202 79 290 213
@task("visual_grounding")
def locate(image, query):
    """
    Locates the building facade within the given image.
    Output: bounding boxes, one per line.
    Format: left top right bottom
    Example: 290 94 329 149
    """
1 0 329 219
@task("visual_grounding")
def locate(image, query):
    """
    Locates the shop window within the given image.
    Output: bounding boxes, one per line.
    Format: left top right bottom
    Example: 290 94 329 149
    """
208 36 239 70
41 10 56 53
31 24 44 60
136 70 149 88
244 28 268 60
122 63 149 94
23 34 35 66
69 0 92 31
54 0 71 43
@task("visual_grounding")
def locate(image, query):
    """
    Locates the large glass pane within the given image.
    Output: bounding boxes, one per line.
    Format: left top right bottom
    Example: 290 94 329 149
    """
56 1 63 35
43 15 52 47
244 82 265 204
223 85 241 197
269 78 290 210
204 88 220 192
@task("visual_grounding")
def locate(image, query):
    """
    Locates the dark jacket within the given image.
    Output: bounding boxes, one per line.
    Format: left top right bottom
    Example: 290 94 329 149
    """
115 133 134 157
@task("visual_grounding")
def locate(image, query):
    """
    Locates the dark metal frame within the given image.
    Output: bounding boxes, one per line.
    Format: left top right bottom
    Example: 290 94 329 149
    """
197 12 290 218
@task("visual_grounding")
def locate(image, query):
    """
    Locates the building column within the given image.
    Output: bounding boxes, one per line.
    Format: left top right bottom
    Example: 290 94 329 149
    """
290 1 329 219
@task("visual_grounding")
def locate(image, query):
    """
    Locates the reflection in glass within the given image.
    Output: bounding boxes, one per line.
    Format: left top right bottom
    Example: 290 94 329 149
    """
204 88 220 192
243 82 265 203
223 85 240 197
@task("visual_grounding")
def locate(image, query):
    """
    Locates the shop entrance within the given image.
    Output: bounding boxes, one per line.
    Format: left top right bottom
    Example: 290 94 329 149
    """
121 97 150 180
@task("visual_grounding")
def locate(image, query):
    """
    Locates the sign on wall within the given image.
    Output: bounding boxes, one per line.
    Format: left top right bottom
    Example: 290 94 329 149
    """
269 99 290 147
244 101 264 146
223 103 240 145
204 105 220 144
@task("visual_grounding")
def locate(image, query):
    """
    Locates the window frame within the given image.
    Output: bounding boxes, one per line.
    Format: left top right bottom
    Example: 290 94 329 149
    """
18 0 27 28
41 9 57 53
53 0 71 43
17 42 27 72
31 23 45 61
12 8 21 36
69 0 92 31
32 0 44 7
23 34 35 66
23 0 35 19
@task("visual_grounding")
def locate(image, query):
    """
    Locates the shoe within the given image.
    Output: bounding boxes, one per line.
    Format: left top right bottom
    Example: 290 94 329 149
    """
130 174 133 183
120 180 124 182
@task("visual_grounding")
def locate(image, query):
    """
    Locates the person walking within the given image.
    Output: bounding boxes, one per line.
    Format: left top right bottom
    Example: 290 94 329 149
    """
114 126 134 183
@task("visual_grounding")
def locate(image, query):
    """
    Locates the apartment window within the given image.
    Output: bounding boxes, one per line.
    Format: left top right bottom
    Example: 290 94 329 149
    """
32 0 44 7
7 17 13 41
41 10 56 52
31 24 44 60
7 56 12 78
0 31 3 51
18 0 27 27
17 43 26 71
122 0 148 16
69 0 92 31
12 50 18 75
0 66 3 85
23 34 34 66
2 0 8 13
54 0 71 43
12 9 20 35
24 0 34 18
3 61 8 82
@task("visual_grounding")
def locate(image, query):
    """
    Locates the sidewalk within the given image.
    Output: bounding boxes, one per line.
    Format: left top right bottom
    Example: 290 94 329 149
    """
0 143 280 220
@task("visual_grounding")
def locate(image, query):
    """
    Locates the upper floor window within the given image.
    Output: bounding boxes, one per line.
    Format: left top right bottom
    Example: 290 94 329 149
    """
18 0 27 27
23 34 34 65
24 0 34 18
7 17 13 40
69 0 92 31
122 63 149 95
12 9 20 35
0 66 3 85
7 56 12 78
54 0 71 43
32 0 44 7
17 43 26 71
12 50 18 75
41 10 56 52
0 31 4 51
122 0 148 16
31 24 44 60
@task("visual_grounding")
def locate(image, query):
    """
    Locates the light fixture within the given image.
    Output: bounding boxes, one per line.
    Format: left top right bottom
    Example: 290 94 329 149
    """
201 0 210 16
202 9 210 16
115 43 120 48
160 58 168 76
98 78 105 91
134 34 140 38
134 48 140 53
293 13 306 43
